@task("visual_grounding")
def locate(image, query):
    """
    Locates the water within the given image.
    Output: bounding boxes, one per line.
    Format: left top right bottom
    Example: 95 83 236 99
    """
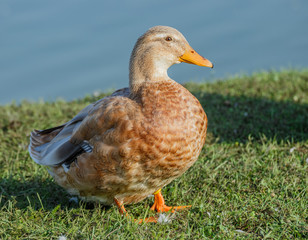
0 0 307 104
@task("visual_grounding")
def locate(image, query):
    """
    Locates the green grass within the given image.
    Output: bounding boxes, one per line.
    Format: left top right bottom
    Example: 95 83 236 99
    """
0 69 307 239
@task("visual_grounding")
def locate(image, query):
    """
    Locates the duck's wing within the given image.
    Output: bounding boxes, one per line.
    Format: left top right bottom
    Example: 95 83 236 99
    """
29 88 130 166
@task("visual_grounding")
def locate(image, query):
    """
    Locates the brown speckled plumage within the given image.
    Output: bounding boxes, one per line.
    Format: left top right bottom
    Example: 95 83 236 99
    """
29 26 212 208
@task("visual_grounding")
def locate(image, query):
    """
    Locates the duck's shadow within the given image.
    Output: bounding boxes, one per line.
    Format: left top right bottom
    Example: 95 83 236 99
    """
189 90 308 142
0 177 111 211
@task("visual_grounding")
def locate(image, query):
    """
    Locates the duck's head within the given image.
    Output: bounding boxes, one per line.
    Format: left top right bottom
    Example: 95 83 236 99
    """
129 26 213 90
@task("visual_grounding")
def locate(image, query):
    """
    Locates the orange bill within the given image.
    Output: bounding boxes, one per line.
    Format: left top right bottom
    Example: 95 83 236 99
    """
179 44 213 68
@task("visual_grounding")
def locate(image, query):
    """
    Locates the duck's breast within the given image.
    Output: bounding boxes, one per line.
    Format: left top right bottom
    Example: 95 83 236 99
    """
133 80 207 186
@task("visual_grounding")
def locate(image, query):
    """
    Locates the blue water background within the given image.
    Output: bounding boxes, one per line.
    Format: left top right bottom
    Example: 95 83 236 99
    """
0 0 307 104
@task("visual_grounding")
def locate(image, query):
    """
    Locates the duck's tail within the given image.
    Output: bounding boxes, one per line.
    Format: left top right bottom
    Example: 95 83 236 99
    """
29 125 65 164
29 122 93 167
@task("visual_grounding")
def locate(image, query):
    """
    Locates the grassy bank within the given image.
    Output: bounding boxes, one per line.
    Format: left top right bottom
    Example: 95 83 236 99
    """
0 70 307 239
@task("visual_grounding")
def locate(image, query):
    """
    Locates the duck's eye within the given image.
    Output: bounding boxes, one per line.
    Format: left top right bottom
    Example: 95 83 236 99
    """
165 36 172 42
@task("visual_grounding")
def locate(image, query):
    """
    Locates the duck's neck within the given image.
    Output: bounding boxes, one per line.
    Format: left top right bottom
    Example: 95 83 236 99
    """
129 49 170 94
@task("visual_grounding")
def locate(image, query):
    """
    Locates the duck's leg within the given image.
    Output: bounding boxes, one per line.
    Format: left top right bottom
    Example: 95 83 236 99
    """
114 198 157 224
150 189 191 213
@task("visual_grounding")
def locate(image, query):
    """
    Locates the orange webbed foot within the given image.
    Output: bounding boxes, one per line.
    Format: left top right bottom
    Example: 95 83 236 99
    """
114 189 191 224
114 198 158 224
150 189 192 213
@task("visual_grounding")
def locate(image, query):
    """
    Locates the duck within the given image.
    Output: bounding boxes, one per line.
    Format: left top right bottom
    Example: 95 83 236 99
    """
29 26 213 223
